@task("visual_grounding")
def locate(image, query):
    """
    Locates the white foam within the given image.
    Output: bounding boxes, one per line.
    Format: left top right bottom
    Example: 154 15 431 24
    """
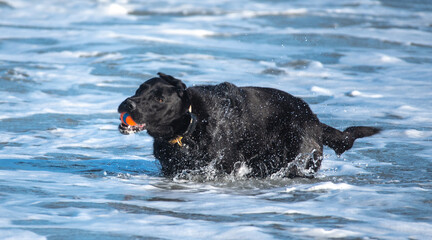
379 54 403 64
181 54 216 60
42 51 101 59
159 29 215 37
235 162 252 177
227 9 308 18
291 71 331 79
377 220 432 239
291 227 361 239
0 230 46 240
405 129 432 139
214 226 274 240
308 61 324 69
285 181 357 193
104 32 180 44
307 182 353 191
311 86 332 96
347 90 383 98
103 3 129 16
341 53 406 66
94 53 124 62
397 105 420 112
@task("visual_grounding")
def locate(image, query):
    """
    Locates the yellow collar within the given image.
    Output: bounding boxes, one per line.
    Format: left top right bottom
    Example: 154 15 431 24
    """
169 136 183 147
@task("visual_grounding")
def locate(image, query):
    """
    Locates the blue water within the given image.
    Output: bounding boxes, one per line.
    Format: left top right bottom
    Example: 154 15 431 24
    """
1 0 432 239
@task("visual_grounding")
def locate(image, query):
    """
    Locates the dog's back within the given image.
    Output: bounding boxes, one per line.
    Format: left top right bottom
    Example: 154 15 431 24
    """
156 82 379 178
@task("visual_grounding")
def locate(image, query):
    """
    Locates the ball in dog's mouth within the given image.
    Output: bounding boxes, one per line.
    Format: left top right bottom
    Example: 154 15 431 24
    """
118 112 146 135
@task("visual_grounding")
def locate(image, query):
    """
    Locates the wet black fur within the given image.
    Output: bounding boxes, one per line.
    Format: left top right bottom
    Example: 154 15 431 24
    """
118 73 380 178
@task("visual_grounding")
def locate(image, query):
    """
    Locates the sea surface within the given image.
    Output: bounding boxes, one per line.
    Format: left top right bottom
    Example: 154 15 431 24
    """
1 0 432 239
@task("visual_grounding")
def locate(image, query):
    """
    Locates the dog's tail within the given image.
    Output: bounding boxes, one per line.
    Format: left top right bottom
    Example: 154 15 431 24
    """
321 123 380 155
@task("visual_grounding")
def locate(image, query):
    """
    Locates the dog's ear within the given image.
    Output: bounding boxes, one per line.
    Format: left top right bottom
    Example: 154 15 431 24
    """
157 72 186 97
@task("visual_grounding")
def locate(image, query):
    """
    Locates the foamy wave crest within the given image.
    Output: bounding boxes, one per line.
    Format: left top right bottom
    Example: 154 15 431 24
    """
103 3 130 16
227 9 308 18
159 29 216 37
291 227 361 239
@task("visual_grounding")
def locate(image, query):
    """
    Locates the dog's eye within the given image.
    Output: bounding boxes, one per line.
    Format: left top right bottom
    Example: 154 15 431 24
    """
155 97 164 103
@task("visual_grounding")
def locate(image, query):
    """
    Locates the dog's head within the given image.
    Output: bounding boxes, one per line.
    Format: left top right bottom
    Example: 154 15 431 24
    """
118 73 190 138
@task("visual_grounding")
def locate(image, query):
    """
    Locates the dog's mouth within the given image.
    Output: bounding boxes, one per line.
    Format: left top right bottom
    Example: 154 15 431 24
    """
118 112 146 135
118 123 146 135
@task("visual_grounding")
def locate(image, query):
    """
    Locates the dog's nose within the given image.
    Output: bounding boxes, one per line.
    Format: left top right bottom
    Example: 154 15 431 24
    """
124 98 137 111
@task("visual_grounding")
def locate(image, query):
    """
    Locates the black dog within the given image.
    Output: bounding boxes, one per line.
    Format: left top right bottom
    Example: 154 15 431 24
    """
118 73 380 178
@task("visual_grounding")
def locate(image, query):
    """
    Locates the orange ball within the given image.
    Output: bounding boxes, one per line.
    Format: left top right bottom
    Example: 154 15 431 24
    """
120 112 137 126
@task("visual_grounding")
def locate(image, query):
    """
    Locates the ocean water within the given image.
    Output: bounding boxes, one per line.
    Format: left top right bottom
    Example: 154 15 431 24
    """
1 0 431 239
